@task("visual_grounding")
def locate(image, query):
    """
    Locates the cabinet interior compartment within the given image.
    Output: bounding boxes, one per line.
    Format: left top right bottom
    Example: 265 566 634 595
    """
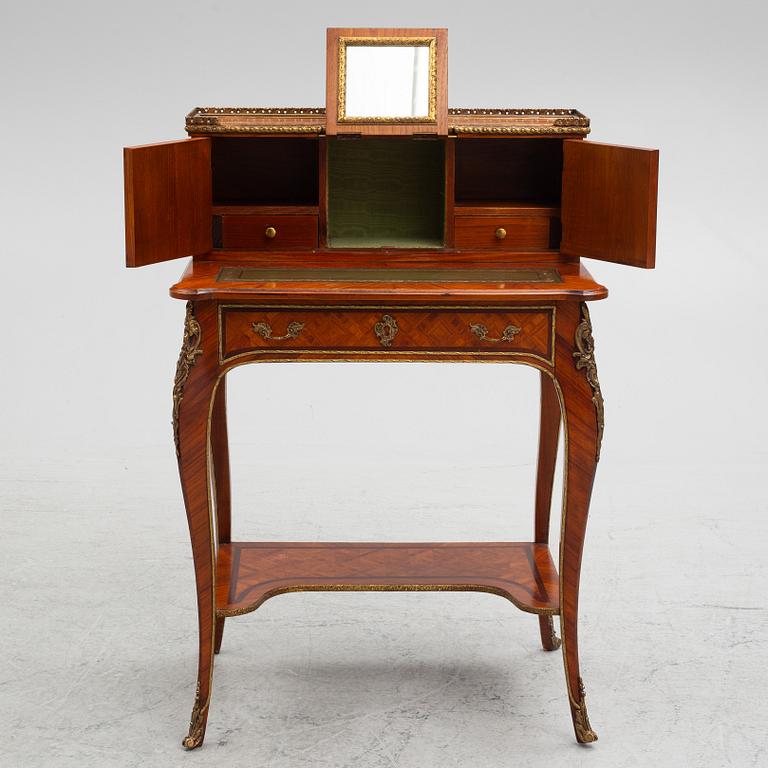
211 137 319 206
327 137 446 249
454 138 563 206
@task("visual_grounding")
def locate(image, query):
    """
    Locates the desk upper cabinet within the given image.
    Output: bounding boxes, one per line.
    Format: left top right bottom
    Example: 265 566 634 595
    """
125 117 657 269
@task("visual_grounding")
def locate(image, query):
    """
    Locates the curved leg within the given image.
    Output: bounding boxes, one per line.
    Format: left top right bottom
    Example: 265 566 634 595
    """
535 371 562 651
211 376 231 544
173 301 219 750
556 303 603 744
210 377 231 654
214 617 225 655
539 614 562 652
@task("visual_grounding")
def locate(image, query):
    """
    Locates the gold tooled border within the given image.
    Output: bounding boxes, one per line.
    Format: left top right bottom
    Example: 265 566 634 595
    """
337 36 437 124
217 304 556 368
217 582 559 618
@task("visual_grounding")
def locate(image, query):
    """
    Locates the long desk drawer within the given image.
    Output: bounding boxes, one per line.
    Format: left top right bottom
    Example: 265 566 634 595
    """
219 305 555 364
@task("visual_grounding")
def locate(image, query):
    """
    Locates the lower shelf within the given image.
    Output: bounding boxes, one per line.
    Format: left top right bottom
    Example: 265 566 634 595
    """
215 541 559 617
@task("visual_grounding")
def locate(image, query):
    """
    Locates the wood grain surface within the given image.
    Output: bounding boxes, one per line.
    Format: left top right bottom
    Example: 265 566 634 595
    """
218 214 318 250
561 140 658 268
534 371 563 651
124 138 212 267
454 214 557 250
215 542 560 617
170 258 606 302
220 305 553 362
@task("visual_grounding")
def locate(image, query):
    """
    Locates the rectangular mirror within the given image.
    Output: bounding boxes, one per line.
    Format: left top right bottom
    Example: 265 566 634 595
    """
341 39 434 120
327 28 447 136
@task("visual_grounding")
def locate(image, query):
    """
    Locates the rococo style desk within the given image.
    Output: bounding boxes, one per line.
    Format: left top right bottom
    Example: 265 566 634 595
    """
124 92 658 747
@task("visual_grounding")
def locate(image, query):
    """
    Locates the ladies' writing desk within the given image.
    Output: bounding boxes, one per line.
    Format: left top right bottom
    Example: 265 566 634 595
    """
123 28 658 750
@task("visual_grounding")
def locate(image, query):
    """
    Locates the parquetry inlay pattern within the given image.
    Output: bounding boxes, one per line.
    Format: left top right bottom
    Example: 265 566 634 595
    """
221 307 554 362
215 542 560 617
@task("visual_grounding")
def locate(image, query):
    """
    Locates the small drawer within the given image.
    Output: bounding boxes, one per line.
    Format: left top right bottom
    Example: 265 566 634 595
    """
220 306 554 365
454 214 558 250
218 214 318 249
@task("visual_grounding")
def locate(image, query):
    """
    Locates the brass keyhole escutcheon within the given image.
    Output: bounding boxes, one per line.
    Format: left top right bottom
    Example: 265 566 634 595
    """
374 315 398 348
495 227 507 240
265 226 277 239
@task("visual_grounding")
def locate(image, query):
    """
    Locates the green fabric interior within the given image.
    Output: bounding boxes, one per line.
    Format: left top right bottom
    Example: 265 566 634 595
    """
327 138 446 249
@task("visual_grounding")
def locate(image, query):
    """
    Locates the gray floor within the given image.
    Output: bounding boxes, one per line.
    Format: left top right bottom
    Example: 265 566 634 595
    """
2 450 766 768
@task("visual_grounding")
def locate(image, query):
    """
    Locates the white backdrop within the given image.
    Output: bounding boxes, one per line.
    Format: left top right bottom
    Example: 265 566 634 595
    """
1 1 765 469
1 2 766 766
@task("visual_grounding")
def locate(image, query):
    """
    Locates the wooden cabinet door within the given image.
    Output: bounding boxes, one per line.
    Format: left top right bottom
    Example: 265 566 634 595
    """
560 140 658 268
124 137 212 267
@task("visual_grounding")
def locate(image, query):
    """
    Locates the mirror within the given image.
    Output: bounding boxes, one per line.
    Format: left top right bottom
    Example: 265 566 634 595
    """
327 28 447 136
338 37 436 123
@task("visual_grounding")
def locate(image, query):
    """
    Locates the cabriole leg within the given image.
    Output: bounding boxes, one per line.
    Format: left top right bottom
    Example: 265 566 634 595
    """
210 376 231 654
535 371 562 651
173 301 219 750
556 302 604 744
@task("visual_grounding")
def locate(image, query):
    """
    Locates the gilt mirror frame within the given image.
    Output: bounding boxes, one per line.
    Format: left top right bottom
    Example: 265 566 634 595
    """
326 27 448 136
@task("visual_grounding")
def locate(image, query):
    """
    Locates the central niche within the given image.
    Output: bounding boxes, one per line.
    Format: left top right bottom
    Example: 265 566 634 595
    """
327 138 445 249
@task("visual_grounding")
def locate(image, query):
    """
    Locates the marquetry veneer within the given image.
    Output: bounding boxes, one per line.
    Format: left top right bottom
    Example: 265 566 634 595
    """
219 305 554 363
216 542 560 617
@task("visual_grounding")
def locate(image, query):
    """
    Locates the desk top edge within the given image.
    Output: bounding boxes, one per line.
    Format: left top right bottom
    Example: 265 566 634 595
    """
169 259 608 302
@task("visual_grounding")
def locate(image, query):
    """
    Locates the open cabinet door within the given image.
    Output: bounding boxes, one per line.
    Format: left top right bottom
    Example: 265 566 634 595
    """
561 140 658 268
124 137 212 267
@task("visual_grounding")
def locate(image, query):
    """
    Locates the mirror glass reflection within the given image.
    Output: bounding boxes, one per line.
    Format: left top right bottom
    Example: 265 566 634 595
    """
344 44 430 119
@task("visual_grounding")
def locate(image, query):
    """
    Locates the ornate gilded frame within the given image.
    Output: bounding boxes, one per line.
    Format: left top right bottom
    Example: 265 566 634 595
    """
337 36 437 124
326 28 448 136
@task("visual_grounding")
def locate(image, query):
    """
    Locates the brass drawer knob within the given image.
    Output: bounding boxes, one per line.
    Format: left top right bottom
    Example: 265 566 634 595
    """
495 227 507 240
264 226 277 239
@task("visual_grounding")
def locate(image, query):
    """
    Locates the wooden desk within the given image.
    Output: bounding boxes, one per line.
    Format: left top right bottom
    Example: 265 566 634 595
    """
124 107 657 749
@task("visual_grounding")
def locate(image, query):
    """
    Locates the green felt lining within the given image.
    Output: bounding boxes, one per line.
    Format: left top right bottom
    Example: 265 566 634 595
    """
327 138 445 249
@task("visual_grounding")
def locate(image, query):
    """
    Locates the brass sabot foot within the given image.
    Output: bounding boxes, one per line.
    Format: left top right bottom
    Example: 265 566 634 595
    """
573 677 598 744
182 731 204 750
545 615 562 651
182 684 207 750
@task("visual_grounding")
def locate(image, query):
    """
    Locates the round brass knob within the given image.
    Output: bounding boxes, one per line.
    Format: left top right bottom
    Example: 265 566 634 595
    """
495 227 507 240
265 226 277 239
